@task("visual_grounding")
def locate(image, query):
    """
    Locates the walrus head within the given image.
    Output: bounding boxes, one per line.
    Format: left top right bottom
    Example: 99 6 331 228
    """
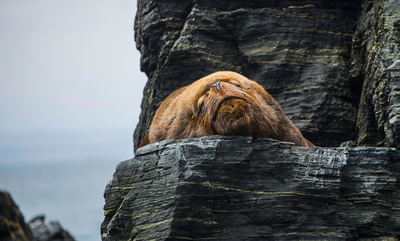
193 78 280 139
138 71 314 148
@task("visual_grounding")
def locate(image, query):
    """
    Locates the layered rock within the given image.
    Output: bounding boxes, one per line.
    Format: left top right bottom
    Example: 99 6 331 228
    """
351 0 400 147
123 0 400 239
133 0 400 149
102 136 400 240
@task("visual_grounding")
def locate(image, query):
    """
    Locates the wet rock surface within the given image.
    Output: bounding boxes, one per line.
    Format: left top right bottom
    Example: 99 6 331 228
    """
101 136 400 240
133 0 400 149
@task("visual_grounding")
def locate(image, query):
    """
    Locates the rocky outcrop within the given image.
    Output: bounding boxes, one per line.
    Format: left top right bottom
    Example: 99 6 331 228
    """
119 0 400 240
0 191 33 241
133 0 400 149
102 136 400 240
0 191 75 241
28 215 75 241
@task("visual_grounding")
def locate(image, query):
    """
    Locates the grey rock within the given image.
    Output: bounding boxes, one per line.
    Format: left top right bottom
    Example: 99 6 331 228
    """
133 0 400 150
101 136 400 240
28 215 75 241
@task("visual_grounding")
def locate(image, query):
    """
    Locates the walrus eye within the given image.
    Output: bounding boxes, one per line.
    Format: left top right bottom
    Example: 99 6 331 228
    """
230 81 242 88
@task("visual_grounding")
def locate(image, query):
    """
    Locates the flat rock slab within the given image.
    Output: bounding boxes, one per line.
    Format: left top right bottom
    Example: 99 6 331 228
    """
101 136 400 240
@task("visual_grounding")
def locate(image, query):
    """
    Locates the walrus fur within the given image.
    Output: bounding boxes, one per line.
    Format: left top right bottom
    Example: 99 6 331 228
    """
138 71 314 148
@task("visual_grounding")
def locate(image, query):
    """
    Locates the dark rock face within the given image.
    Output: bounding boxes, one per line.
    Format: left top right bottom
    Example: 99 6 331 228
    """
101 136 400 240
123 0 400 240
133 0 400 149
352 0 400 147
0 191 33 241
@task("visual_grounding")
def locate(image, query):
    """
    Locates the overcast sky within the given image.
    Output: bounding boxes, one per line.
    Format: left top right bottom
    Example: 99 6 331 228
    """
0 0 147 134
0 3 147 238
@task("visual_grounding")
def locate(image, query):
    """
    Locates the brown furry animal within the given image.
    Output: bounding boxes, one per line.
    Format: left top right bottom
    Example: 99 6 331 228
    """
138 71 314 148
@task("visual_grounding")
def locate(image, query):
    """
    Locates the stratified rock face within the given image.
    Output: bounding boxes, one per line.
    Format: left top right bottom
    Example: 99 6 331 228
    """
352 0 400 147
101 136 400 240
128 1 400 239
133 0 400 149
0 191 33 241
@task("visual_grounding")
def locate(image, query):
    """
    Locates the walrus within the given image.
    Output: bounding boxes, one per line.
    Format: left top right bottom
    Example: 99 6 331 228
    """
138 71 314 148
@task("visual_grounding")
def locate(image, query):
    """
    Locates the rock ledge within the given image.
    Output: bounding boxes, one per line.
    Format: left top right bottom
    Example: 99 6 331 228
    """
102 136 400 240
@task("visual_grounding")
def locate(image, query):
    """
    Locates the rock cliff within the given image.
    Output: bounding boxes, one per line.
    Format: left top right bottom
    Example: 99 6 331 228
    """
102 136 400 240
102 0 400 240
133 0 400 149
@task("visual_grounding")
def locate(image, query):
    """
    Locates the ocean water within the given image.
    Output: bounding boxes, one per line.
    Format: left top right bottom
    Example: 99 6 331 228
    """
0 130 134 241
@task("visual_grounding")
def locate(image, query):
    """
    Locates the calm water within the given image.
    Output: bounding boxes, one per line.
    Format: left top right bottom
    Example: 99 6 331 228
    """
0 130 134 241
0 160 121 241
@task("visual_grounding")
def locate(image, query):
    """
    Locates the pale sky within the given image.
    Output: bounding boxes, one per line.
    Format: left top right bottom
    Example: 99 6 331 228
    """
0 2 147 239
0 0 147 134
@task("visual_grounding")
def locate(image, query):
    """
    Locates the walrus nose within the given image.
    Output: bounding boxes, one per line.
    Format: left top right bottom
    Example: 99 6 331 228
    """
211 82 222 92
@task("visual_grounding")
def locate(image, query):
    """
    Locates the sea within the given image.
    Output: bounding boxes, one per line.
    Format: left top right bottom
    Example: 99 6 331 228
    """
0 130 135 241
